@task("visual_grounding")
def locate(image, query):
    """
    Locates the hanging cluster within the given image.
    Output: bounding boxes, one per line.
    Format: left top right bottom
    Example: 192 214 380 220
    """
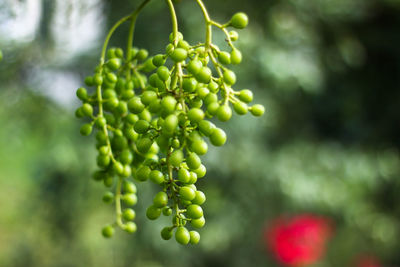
75 0 264 245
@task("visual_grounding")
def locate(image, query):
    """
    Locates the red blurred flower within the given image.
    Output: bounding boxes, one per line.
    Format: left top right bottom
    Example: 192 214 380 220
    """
264 214 333 267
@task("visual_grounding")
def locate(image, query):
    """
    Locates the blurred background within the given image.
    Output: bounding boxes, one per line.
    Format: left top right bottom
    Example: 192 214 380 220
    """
1 0 400 266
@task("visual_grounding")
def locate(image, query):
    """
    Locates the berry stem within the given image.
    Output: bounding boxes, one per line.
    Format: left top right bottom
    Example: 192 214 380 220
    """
195 0 212 49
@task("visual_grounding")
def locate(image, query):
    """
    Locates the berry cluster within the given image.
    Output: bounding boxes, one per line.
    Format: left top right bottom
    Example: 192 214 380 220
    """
76 0 264 245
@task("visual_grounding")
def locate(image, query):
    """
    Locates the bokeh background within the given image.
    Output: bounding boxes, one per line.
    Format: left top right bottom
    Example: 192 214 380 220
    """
1 0 400 266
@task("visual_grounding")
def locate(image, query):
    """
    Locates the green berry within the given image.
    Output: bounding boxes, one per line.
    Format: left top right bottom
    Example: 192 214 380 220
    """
179 186 196 200
250 104 265 116
81 103 93 117
152 54 166 67
102 225 115 238
122 208 136 221
239 89 253 103
187 60 202 74
161 227 173 240
164 114 178 133
175 227 190 245
146 205 161 220
107 58 122 70
218 51 231 65
223 70 236 85
125 222 137 233
198 120 216 136
186 204 203 219
123 181 137 193
230 49 242 65
192 191 206 205
229 30 239 41
191 217 205 228
161 96 177 114
178 168 191 183
135 165 151 181
195 67 212 83
186 153 201 170
187 108 204 123
136 137 153 153
194 164 207 178
170 48 187 62
210 128 227 146
233 101 248 115
157 66 170 81
170 150 184 167
141 91 158 106
76 87 88 100
216 105 232 121
80 123 92 136
134 120 150 134
153 191 169 208
149 170 164 184
183 78 197 92
190 139 208 155
128 97 145 114
189 231 200 244
230 12 249 29
162 207 173 216
102 191 114 203
136 49 149 61
122 193 138 206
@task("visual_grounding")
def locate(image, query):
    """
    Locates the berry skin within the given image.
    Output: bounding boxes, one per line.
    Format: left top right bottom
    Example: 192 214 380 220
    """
218 51 231 65
175 227 190 245
123 181 137 194
233 101 248 115
195 67 212 83
134 120 150 134
194 164 207 178
153 191 169 208
216 105 232 122
198 120 216 136
161 96 177 114
230 49 242 65
122 194 138 206
187 108 204 123
230 12 249 29
107 58 122 70
149 170 165 184
125 222 137 233
157 66 170 81
0 49 3 61
164 114 178 133
128 97 145 114
189 231 200 244
102 225 115 238
229 30 239 41
186 152 201 170
102 191 114 204
170 149 184 167
250 104 265 116
161 227 173 240
136 138 153 154
210 128 227 146
80 124 93 136
190 139 208 155
187 60 202 75
135 165 151 181
146 205 161 220
122 208 136 221
178 168 191 183
170 48 187 62
239 89 253 103
186 204 203 219
179 186 196 201
223 70 236 85
76 87 88 100
153 54 166 67
192 191 206 205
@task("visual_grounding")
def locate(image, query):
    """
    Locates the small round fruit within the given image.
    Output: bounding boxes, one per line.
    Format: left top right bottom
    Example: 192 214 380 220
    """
146 205 161 220
195 67 212 83
179 186 196 201
122 193 138 206
230 49 242 65
191 217 206 228
170 48 187 62
178 168 191 183
175 227 190 245
135 165 151 181
125 222 137 233
149 170 164 184
161 227 173 240
187 108 204 123
190 139 208 155
189 231 200 244
157 66 170 81
192 191 206 205
102 225 114 238
233 101 248 115
216 105 232 122
80 123 93 136
122 208 136 221
210 128 227 146
250 104 265 116
102 191 114 204
186 204 203 219
239 89 253 103
223 70 236 85
230 12 248 29
218 51 231 65
153 191 169 208
76 87 88 100
187 60 202 75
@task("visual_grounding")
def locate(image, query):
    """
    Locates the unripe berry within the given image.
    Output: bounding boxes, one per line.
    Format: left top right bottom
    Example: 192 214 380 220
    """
189 231 201 244
146 205 161 220
230 49 242 65
233 101 248 115
218 51 231 65
230 12 249 29
250 104 265 116
102 225 114 238
186 204 203 219
223 70 236 85
76 87 88 100
122 208 136 221
125 222 137 233
187 108 204 123
161 227 173 240
175 226 190 245
216 105 232 122
210 128 227 146
239 89 253 103
170 48 187 62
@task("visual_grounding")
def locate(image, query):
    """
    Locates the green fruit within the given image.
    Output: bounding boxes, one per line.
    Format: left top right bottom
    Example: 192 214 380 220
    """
134 120 150 134
107 58 122 70
149 170 165 184
141 90 158 105
230 12 248 29
170 48 187 62
123 181 137 193
128 97 145 114
189 231 200 244
164 114 178 133
195 67 212 83
135 165 151 181
122 193 138 206
183 78 197 92
102 225 115 238
178 168 191 183
192 191 206 205
186 153 201 170
190 139 208 155
187 108 204 123
157 66 170 81
210 128 227 146
125 222 137 233
216 105 232 122
187 60 202 74
239 89 253 103
102 191 114 203
230 49 242 65
191 217 205 228
223 70 236 85
229 30 239 41
218 51 231 65
136 137 153 153
146 205 161 220
153 191 169 208
80 123 93 136
136 49 149 61
161 96 177 114
122 208 136 221
161 227 173 240
198 120 216 136
170 150 184 167
179 186 196 200
186 204 203 219
152 54 166 67
175 227 190 245
250 104 265 116
76 87 88 100
194 164 206 178
233 101 248 115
